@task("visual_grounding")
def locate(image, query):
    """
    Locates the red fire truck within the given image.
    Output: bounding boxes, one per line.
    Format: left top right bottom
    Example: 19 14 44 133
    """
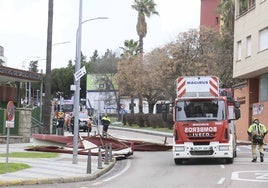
173 76 240 164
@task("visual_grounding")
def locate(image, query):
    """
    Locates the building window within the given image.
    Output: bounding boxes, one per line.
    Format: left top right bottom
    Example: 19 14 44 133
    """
215 17 219 25
246 35 251 57
259 27 268 51
260 74 268 102
238 0 256 16
239 0 248 14
237 41 242 60
248 0 256 9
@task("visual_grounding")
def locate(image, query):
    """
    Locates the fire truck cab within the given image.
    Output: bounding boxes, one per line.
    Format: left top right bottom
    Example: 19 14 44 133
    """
173 76 240 164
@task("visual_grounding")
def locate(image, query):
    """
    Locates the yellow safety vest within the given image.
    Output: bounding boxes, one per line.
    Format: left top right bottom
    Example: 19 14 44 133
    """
248 123 267 137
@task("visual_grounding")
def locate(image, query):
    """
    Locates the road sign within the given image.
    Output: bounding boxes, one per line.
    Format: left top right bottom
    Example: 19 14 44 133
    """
6 121 14 128
6 101 15 121
70 84 76 91
74 66 86 81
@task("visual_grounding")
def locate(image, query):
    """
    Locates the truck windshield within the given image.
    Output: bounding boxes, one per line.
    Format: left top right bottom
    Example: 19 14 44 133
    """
61 104 74 112
175 99 226 121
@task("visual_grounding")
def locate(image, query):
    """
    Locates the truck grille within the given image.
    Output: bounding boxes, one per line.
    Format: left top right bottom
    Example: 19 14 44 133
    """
190 150 214 155
188 137 214 140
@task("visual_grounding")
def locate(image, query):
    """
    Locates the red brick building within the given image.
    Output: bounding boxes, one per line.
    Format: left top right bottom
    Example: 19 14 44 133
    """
200 0 220 31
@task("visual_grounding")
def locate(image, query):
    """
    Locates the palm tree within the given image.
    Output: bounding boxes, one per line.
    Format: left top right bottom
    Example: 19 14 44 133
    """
43 0 53 134
119 39 140 114
131 0 158 113
218 0 235 34
131 0 159 54
120 39 140 57
0 59 4 66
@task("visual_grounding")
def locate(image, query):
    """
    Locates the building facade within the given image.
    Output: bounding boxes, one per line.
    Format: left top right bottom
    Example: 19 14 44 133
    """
233 0 268 142
200 0 220 31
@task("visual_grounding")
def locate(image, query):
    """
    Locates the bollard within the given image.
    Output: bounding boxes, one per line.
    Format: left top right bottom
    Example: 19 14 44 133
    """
104 144 109 165
164 136 167 145
97 146 103 169
87 149 91 174
87 128 90 137
109 143 113 162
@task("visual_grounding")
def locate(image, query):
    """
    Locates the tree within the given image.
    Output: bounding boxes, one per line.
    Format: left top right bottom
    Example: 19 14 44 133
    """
0 59 4 66
131 0 159 113
218 0 244 86
90 50 99 63
142 48 175 113
67 60 73 68
218 0 235 35
120 39 140 57
117 55 142 113
166 27 236 88
43 0 53 134
91 49 118 74
90 49 120 115
131 0 159 54
28 60 39 73
51 67 74 99
118 39 141 114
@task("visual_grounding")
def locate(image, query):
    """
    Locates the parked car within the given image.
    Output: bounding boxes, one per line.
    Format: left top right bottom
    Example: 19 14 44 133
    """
70 112 92 133
78 112 92 132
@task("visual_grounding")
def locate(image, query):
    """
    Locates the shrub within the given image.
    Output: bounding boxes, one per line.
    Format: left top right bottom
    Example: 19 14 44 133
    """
123 113 173 129
166 114 174 129
125 114 135 126
136 113 145 127
122 114 127 125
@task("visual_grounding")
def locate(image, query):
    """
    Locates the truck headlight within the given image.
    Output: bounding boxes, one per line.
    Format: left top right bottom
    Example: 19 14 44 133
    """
174 146 185 152
219 145 231 151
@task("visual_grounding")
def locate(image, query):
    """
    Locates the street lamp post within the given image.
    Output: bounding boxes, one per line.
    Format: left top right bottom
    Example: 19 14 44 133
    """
72 0 107 164
56 91 63 111
36 89 40 106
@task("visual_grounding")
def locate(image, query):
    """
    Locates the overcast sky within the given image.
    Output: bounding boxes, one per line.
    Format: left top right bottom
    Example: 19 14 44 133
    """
0 0 200 72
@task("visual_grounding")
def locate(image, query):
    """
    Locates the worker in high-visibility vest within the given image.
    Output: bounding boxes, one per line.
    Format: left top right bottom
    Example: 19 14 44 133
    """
101 114 111 137
247 118 267 162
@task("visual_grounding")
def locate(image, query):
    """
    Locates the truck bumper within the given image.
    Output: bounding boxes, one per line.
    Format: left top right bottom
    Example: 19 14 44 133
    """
173 141 234 159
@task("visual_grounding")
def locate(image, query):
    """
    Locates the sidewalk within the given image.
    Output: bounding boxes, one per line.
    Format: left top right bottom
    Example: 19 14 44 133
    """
0 140 115 187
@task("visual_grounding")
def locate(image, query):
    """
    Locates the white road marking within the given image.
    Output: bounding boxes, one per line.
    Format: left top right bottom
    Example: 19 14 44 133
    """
232 171 268 182
92 160 131 186
217 177 225 184
220 165 225 168
103 159 131 182
92 182 103 186
255 172 268 180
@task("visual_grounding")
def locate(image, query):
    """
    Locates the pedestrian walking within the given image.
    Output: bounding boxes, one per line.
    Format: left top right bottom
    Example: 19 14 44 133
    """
247 118 267 162
57 113 65 135
101 114 111 137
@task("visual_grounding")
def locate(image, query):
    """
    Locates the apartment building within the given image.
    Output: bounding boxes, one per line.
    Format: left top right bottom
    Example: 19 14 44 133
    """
233 0 268 141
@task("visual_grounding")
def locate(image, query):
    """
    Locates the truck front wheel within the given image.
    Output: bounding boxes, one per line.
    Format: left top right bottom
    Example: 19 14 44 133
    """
226 158 234 164
174 159 183 165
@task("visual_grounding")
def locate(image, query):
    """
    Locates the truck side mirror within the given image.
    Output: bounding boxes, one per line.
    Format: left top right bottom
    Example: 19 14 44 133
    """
234 108 241 120
234 101 240 108
177 106 182 111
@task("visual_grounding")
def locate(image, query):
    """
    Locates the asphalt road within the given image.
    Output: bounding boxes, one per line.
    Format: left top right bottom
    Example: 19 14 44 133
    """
9 128 268 188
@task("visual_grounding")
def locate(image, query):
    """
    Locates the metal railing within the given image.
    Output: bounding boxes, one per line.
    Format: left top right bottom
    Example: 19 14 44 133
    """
31 117 44 134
